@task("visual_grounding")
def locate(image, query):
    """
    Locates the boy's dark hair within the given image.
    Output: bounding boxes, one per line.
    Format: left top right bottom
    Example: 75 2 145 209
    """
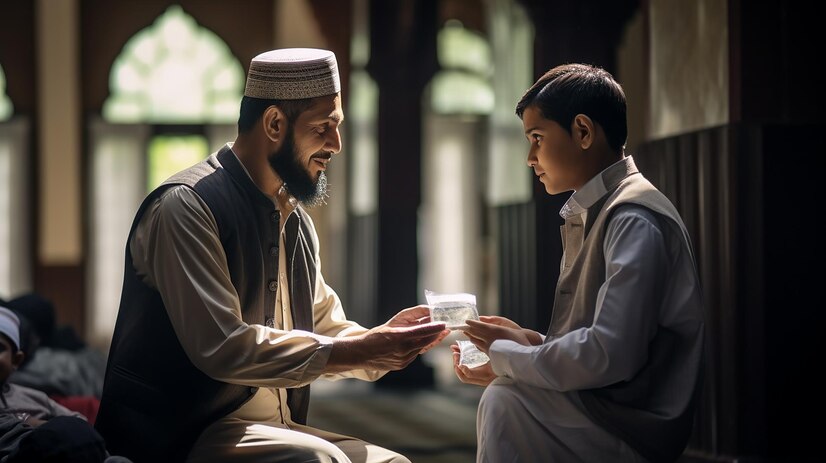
237 96 315 133
515 63 627 152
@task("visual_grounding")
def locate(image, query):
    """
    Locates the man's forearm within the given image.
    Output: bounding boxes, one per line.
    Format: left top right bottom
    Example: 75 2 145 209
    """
325 334 367 373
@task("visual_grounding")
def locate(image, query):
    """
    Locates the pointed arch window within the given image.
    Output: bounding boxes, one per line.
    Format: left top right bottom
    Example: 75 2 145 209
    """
89 5 242 347
103 5 244 124
429 20 494 115
419 4 533 330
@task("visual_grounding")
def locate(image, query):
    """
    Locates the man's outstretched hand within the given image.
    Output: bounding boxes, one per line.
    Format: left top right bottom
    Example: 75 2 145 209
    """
328 305 448 372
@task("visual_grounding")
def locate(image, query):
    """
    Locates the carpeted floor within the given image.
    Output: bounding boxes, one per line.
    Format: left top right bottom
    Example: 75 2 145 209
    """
308 379 482 463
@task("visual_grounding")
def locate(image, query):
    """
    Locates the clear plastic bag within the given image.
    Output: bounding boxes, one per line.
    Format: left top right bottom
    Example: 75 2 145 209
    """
424 289 480 329
456 339 490 368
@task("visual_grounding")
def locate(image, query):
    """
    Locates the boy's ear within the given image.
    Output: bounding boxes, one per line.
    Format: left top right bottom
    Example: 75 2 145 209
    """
262 105 287 144
11 350 24 369
572 114 595 150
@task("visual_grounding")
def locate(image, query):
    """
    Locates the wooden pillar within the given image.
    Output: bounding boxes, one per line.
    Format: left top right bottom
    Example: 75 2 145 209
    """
368 0 438 386
34 0 85 337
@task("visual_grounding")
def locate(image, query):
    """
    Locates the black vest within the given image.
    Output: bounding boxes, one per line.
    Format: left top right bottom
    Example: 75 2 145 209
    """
95 146 317 463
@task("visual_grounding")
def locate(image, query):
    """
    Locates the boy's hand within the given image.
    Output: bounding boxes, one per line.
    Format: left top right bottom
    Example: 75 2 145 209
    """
462 319 535 354
479 315 522 329
451 344 496 386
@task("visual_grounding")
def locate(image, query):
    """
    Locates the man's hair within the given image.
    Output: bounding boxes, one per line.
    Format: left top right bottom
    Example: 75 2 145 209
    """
237 96 315 133
515 63 627 152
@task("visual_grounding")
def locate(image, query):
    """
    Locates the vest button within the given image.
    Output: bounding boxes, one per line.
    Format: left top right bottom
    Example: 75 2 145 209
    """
270 211 279 222
268 280 278 292
269 245 278 257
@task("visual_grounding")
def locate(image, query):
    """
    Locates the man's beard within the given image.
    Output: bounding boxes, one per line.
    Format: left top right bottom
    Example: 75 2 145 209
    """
268 128 329 208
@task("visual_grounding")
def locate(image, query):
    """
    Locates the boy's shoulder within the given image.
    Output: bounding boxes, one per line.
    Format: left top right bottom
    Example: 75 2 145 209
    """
610 174 679 218
4 382 51 403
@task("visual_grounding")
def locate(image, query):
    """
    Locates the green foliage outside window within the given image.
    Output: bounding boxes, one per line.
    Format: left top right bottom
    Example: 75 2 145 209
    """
147 135 208 191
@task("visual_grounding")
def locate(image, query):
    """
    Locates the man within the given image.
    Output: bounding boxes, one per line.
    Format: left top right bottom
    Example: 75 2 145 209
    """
453 63 705 462
96 48 448 463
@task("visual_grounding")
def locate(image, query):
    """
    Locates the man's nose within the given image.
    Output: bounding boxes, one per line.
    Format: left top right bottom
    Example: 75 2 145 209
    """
326 128 342 154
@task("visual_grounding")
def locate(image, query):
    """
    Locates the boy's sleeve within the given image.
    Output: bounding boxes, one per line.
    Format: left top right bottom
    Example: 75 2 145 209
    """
488 205 668 391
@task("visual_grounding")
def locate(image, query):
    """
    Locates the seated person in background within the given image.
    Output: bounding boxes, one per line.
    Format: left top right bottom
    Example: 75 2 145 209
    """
0 305 86 425
7 293 106 399
0 305 117 462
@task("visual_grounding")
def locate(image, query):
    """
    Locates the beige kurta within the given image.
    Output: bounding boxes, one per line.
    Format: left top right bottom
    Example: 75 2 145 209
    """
130 151 402 462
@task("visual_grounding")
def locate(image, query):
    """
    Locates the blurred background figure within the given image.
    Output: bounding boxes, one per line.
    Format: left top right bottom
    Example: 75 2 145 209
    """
6 293 104 424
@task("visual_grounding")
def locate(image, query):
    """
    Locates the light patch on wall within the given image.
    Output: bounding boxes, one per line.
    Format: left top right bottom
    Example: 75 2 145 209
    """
275 0 327 48
0 64 12 120
649 0 728 138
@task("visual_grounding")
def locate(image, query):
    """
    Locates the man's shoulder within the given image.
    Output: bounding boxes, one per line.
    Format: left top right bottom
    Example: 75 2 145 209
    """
162 154 223 189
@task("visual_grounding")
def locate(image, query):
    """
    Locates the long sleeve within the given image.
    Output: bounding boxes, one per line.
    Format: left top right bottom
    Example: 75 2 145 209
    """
489 205 668 391
299 211 385 382
2 384 86 421
131 186 334 388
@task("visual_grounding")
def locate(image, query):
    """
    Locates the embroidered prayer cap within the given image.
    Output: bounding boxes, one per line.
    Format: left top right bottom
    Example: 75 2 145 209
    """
244 48 341 100
0 305 20 352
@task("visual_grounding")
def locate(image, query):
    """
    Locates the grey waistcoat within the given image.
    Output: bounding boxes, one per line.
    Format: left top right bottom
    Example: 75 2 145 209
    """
551 168 705 463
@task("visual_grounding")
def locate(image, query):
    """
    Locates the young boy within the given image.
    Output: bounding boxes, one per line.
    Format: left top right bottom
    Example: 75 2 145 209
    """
0 305 112 462
454 64 705 462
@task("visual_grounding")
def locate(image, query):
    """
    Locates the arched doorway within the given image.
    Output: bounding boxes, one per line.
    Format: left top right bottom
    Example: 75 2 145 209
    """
87 5 244 348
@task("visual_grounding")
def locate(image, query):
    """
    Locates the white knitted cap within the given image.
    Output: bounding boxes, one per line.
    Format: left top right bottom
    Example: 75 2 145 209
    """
0 306 20 352
244 48 341 100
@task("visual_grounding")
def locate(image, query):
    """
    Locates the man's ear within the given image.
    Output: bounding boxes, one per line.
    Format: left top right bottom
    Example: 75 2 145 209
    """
11 350 24 370
572 114 595 150
262 105 287 144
